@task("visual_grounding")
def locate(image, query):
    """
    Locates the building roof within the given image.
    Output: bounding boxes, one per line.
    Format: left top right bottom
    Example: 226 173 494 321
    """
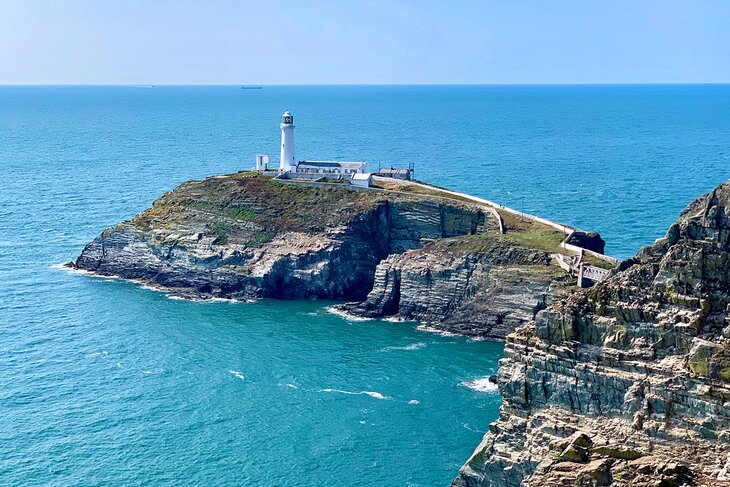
297 160 367 169
351 173 372 180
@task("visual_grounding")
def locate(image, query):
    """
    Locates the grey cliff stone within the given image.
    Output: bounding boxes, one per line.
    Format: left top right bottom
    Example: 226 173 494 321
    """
454 180 730 486
340 239 570 339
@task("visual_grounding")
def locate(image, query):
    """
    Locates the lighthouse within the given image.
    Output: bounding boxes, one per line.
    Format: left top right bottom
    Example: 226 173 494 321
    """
279 111 295 172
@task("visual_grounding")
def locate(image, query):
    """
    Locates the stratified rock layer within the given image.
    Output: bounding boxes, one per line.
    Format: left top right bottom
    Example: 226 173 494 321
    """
341 238 570 339
454 181 730 486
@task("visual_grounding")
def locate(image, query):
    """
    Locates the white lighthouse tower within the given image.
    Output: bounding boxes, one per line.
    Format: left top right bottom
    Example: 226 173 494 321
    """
279 111 295 173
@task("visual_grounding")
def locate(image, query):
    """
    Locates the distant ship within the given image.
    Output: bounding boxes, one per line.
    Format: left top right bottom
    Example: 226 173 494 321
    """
240 86 263 90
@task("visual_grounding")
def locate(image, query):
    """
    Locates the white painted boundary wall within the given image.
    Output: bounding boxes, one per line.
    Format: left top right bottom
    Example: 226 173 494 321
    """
373 177 578 234
562 240 619 265
374 176 619 264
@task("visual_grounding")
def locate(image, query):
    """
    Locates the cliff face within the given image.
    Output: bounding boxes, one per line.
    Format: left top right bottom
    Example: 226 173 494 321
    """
74 173 499 301
341 237 570 339
455 182 730 486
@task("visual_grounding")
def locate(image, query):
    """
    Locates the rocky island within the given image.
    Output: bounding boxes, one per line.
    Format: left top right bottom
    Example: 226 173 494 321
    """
71 172 606 339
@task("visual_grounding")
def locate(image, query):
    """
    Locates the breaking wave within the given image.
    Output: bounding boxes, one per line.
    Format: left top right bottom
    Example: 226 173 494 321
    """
381 342 427 352
459 377 499 393
416 325 459 337
228 370 246 380
325 306 373 322
320 388 389 400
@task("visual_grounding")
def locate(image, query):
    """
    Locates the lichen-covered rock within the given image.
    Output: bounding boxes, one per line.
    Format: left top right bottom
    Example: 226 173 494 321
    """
455 180 730 486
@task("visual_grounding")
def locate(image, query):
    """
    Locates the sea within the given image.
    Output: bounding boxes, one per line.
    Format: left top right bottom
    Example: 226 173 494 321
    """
1 85 729 486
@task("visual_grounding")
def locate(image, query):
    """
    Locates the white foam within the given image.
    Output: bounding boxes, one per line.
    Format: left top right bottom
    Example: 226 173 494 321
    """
325 306 373 322
408 399 420 405
228 370 246 380
320 388 389 400
53 263 250 304
416 324 459 338
284 383 298 389
459 377 499 393
52 264 119 279
381 342 427 352
52 264 170 291
200 296 249 304
362 391 387 400
168 295 248 303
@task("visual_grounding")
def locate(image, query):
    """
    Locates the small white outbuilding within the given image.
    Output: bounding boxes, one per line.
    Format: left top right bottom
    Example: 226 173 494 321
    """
351 172 373 188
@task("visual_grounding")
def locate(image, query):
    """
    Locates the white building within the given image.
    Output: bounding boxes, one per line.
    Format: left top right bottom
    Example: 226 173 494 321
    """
351 172 373 188
295 160 369 176
279 111 295 172
255 154 270 171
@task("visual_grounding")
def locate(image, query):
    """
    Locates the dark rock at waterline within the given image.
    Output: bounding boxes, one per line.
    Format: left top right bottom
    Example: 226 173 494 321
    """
564 230 606 254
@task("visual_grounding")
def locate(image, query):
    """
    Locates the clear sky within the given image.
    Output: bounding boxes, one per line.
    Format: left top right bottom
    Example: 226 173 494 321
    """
0 0 728 85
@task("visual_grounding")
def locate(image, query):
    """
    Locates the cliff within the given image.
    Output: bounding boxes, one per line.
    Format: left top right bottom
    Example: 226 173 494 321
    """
74 173 495 300
340 229 572 339
454 181 730 486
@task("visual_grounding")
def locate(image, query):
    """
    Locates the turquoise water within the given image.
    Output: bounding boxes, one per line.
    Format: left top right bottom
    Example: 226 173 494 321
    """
1 85 729 485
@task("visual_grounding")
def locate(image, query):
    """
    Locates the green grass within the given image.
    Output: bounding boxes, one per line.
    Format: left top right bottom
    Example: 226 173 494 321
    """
246 230 275 247
500 229 567 254
426 229 565 256
228 170 262 179
210 222 230 245
225 206 257 221
582 253 617 270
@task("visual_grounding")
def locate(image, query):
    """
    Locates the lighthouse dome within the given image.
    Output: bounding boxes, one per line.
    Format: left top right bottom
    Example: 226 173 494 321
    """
282 111 294 125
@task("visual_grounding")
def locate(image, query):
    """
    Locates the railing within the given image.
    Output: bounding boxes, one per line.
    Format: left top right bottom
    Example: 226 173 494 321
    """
581 265 611 282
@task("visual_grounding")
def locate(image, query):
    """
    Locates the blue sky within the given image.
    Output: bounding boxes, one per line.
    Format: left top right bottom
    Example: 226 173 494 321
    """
0 0 728 84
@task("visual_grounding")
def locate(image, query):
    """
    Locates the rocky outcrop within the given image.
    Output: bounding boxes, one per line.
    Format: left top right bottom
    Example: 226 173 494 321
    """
455 181 730 486
564 231 606 255
73 173 500 301
340 238 570 339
